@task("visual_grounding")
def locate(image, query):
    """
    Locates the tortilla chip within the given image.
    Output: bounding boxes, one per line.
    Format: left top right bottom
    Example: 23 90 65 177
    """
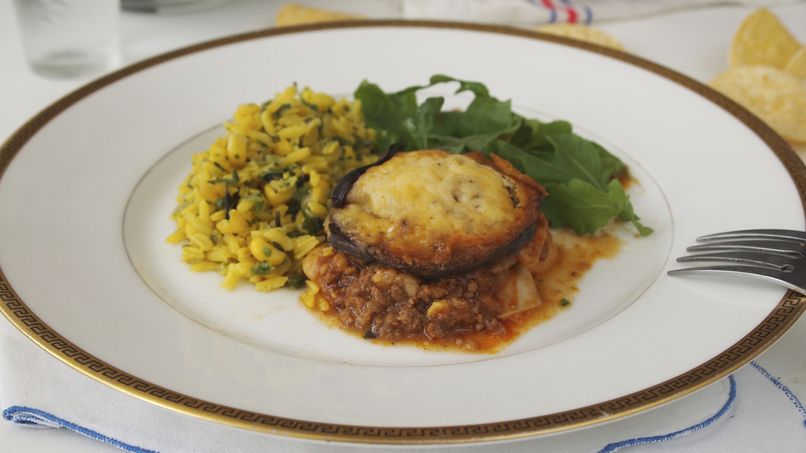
711 66 806 143
784 47 806 79
729 8 801 69
537 24 625 51
276 4 363 27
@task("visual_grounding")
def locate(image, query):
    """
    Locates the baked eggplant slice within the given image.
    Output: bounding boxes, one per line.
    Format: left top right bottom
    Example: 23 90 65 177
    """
327 149 546 278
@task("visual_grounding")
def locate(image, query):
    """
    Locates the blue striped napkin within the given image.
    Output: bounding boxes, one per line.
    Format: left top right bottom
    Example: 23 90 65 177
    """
2 320 805 452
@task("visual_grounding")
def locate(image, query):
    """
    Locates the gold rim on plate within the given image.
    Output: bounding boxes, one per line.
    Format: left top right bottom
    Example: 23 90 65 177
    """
1 20 805 444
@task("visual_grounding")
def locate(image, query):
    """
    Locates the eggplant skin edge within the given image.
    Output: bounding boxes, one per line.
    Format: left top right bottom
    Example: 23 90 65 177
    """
325 149 546 280
328 219 537 279
330 147 399 209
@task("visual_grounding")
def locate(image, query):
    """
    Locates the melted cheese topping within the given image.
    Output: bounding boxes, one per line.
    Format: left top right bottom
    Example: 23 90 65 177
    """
336 151 517 245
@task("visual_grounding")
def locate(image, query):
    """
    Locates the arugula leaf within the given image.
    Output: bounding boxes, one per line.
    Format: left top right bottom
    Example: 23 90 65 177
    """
497 135 646 234
430 111 521 154
402 96 443 149
541 180 651 236
460 96 518 136
495 134 617 189
510 118 572 151
494 140 580 185
354 80 421 151
429 132 503 154
354 80 420 128
541 180 622 235
429 74 490 97
592 141 626 181
356 76 519 153
545 134 609 190
353 75 650 236
612 184 653 236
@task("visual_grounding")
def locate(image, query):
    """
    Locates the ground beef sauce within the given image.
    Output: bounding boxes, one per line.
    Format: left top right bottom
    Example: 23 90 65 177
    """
302 229 620 352
313 255 507 341
304 150 624 352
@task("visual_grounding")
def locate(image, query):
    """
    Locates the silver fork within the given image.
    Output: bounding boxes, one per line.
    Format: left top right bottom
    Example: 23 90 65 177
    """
668 229 806 294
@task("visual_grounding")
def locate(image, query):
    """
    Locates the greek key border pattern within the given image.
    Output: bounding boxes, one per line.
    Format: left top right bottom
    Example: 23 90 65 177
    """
1 20 806 443
2 275 803 441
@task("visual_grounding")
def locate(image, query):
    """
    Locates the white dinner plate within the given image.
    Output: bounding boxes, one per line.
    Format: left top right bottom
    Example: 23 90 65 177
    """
1 21 804 445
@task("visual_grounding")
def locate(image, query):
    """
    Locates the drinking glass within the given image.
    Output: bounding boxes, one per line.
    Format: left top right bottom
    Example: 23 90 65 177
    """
13 0 120 78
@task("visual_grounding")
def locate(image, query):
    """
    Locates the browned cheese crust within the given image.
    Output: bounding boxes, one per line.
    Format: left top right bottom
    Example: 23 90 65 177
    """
327 150 546 278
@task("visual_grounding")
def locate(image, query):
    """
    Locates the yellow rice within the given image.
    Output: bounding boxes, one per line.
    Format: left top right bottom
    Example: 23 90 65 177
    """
167 84 377 291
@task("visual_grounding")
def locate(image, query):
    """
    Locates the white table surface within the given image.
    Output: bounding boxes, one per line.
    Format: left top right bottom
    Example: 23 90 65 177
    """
1 0 805 451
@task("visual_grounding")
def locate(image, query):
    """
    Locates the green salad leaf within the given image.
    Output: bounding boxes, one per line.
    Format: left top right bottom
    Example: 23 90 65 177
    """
540 180 652 236
353 75 651 236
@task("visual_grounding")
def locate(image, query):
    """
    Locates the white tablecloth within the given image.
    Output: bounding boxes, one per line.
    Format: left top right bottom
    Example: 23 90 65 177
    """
1 1 805 451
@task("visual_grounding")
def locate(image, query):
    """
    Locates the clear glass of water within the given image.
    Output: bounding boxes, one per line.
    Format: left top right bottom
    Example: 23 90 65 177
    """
13 0 120 78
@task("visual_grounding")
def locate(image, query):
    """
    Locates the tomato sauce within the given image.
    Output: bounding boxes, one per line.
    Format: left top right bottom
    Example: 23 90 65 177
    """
309 230 621 353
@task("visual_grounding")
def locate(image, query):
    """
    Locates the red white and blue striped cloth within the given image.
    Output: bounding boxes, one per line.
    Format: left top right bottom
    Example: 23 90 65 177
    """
528 0 594 25
402 0 797 24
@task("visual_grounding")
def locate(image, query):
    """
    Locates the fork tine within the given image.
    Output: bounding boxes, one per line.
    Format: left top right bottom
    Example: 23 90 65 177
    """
698 229 806 243
667 265 804 293
676 250 793 270
686 239 803 257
